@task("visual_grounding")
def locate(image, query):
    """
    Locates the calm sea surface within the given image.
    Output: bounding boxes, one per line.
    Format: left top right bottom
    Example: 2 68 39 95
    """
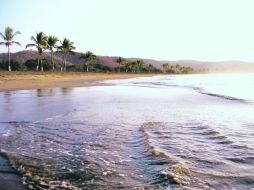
0 73 254 189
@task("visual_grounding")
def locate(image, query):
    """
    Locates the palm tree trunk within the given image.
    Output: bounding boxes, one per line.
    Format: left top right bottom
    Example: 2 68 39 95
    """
40 53 43 72
37 56 39 71
51 51 54 71
86 64 89 72
41 58 43 72
8 45 11 71
64 55 66 71
61 55 64 71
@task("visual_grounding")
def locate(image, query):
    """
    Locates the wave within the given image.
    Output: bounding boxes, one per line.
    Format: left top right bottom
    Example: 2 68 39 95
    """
198 91 248 102
138 121 254 189
129 80 250 103
139 122 215 189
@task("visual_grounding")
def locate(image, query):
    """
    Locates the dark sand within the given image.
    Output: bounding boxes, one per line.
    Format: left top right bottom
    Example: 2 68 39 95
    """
0 156 26 190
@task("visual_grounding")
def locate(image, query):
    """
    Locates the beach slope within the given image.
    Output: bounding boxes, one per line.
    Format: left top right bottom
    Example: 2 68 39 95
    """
0 72 155 91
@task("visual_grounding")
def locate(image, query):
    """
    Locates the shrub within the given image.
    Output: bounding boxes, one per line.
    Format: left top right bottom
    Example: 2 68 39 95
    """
90 63 113 72
41 59 56 70
66 64 84 72
24 59 60 71
0 59 24 71
23 59 38 70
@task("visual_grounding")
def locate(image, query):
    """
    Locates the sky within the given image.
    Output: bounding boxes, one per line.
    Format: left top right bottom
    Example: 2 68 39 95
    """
0 0 254 62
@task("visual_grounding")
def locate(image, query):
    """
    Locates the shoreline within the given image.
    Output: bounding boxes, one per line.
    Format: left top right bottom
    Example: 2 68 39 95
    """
0 72 157 92
0 72 157 189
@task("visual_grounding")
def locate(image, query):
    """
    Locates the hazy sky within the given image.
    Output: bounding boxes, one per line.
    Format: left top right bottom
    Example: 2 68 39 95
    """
0 0 254 61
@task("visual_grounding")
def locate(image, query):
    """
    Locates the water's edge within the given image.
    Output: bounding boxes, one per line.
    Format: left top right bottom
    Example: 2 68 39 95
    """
0 154 27 190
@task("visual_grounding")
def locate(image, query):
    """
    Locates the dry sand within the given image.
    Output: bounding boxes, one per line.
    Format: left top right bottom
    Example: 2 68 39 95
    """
0 71 156 91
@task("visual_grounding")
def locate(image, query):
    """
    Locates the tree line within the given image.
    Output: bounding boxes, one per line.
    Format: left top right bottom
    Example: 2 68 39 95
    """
162 63 195 74
0 26 195 73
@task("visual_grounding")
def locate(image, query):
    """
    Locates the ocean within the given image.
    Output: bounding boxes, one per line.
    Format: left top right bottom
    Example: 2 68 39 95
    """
0 73 253 189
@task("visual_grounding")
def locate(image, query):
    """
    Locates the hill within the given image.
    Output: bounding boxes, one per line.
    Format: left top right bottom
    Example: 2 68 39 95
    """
1 50 254 72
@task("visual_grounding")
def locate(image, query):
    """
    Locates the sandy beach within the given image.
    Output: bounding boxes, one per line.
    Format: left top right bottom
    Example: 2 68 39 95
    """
0 71 156 190
0 72 156 91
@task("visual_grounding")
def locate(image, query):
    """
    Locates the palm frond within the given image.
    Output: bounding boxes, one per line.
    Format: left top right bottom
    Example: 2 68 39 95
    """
31 36 37 43
48 35 59 48
12 31 21 38
10 41 21 46
4 27 13 40
0 32 5 40
26 44 36 48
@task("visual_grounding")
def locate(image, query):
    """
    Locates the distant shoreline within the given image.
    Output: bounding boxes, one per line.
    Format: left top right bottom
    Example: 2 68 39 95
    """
0 72 157 92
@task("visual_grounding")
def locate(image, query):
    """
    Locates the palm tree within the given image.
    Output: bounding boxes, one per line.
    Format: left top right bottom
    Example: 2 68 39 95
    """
131 61 138 72
57 38 75 71
124 62 131 72
0 27 21 71
175 64 181 73
26 32 48 71
80 51 96 72
116 57 125 72
136 60 144 73
162 63 171 72
47 36 58 71
148 64 153 73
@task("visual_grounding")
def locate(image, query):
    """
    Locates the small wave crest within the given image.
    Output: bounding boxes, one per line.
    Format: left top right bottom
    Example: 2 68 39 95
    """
139 122 216 189
130 80 250 103
198 91 248 103
138 121 254 189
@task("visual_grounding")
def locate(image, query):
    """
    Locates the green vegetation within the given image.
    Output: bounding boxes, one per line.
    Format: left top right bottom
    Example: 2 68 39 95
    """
0 26 197 74
26 32 48 71
119 60 160 73
162 63 194 74
80 51 97 72
47 36 59 71
116 57 126 72
0 27 21 71
57 38 75 71
0 58 58 71
0 59 23 71
89 63 113 72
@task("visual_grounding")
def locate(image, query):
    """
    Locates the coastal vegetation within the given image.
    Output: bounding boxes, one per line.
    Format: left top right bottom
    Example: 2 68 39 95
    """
116 57 125 72
80 51 97 72
0 27 21 71
162 63 194 74
47 36 58 71
26 32 48 71
0 26 196 74
57 38 75 71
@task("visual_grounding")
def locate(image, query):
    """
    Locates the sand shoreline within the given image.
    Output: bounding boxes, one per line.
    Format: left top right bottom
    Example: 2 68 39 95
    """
0 72 158 189
0 72 156 92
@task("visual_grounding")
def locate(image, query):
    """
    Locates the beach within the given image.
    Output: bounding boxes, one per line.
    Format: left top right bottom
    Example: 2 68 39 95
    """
0 72 156 190
0 72 155 91
1 0 254 188
0 73 254 189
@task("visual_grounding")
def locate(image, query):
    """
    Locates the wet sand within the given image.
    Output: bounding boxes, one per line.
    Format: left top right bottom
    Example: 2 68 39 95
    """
0 156 25 190
0 71 156 91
